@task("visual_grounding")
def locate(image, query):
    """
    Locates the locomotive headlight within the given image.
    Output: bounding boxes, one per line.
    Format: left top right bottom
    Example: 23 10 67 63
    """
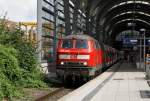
83 62 87 66
77 55 90 59
60 62 64 65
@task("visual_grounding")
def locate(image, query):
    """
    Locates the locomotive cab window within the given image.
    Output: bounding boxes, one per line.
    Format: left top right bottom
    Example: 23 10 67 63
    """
62 40 73 48
75 40 88 49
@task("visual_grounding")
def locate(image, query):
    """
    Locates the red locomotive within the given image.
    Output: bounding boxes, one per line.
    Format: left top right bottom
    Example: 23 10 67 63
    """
56 34 119 82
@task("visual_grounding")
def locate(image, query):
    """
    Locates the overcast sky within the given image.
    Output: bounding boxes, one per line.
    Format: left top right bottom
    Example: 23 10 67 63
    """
0 0 37 22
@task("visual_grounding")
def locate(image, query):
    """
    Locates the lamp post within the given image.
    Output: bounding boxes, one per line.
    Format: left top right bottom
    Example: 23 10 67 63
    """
140 28 147 77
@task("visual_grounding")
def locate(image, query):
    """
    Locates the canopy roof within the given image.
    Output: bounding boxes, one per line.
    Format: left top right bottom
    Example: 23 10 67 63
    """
79 0 150 41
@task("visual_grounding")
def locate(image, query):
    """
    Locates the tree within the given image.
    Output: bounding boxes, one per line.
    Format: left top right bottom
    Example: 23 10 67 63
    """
0 18 47 99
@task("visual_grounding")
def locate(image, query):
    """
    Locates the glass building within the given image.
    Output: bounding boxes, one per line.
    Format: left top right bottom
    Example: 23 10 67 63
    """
37 0 86 65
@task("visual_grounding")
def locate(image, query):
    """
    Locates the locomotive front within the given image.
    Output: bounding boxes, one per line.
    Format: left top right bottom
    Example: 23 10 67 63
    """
56 35 97 81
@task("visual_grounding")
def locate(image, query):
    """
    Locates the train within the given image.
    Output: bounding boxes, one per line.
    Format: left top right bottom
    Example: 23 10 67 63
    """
56 34 120 82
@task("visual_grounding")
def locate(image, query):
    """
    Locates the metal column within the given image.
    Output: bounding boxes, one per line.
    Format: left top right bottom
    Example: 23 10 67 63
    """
140 36 142 69
85 5 90 34
144 33 146 71
97 25 104 42
52 0 59 72
140 29 148 78
72 0 80 33
143 31 147 77
63 0 71 35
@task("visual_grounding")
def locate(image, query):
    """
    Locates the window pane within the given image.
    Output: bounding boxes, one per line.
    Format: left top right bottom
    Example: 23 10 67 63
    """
45 0 54 5
62 40 73 48
75 40 88 49
43 1 54 12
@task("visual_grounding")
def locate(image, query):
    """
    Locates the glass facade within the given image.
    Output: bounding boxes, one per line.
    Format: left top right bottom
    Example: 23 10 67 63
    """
41 0 55 61
40 0 86 62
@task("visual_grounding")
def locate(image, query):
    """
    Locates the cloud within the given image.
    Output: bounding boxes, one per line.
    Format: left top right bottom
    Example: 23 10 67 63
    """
0 0 37 22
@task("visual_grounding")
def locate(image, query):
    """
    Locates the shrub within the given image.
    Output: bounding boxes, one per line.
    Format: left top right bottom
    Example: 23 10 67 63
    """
0 45 22 99
14 41 47 88
0 19 47 100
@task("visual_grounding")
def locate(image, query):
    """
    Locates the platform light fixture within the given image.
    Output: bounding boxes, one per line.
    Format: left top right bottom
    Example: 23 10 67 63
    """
127 22 136 27
140 28 146 32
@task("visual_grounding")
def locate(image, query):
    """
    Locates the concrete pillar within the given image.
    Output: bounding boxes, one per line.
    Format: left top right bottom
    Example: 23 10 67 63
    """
37 0 43 64
63 0 71 35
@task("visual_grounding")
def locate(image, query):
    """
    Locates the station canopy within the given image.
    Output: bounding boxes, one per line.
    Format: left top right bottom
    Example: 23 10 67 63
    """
80 0 150 41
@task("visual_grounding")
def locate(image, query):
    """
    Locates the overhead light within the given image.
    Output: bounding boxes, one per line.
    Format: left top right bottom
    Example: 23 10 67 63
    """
127 22 136 27
140 28 146 32
69 0 74 7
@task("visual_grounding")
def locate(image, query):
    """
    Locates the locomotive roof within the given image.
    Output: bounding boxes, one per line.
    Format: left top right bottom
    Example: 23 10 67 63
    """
61 34 118 51
62 34 96 41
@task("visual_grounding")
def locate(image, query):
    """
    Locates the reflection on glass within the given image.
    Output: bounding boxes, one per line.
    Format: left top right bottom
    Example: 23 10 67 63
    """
76 40 88 49
62 40 73 48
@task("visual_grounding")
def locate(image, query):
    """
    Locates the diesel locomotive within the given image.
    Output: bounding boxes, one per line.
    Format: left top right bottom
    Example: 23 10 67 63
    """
56 34 120 82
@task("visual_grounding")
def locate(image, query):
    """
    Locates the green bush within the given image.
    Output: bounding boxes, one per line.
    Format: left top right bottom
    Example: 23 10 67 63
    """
14 41 47 88
0 45 22 99
0 19 47 100
15 42 37 71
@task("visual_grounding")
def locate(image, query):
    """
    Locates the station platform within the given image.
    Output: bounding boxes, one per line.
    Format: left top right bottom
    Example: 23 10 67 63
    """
59 62 150 101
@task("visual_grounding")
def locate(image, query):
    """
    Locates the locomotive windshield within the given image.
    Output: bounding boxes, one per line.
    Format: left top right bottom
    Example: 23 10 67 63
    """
62 40 73 48
75 40 88 49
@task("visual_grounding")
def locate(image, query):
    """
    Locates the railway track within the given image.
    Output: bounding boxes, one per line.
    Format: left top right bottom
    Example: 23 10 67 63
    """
35 87 73 101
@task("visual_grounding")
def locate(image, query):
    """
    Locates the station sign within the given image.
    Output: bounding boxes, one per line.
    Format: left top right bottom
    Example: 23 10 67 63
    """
123 38 150 46
123 38 138 45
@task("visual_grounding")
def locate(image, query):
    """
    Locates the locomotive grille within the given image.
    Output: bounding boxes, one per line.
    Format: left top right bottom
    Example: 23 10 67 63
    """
68 62 81 65
65 62 86 67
